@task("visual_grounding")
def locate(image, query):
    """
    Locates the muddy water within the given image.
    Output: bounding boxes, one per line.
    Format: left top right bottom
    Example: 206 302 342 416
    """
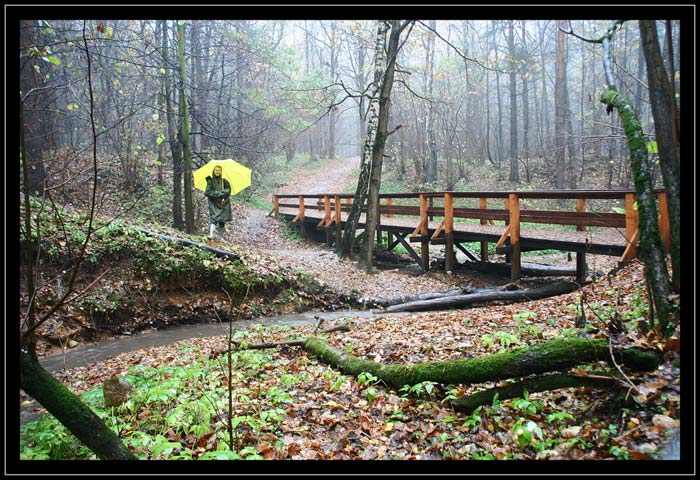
20 309 402 426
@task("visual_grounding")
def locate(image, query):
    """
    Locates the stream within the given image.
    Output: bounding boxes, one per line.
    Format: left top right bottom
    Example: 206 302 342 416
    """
19 309 403 426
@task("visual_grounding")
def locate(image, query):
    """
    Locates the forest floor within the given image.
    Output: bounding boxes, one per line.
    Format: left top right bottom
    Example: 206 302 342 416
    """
19 156 683 465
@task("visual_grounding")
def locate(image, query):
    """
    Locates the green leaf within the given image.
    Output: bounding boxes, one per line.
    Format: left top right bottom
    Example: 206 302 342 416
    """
156 134 165 145
151 113 159 121
611 207 626 215
160 68 166 75
646 141 658 154
46 56 61 65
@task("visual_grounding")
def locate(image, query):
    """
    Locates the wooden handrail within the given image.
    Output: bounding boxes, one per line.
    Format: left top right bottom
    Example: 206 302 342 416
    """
274 189 664 201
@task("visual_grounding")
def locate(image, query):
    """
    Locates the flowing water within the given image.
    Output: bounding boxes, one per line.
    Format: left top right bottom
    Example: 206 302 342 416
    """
19 309 401 426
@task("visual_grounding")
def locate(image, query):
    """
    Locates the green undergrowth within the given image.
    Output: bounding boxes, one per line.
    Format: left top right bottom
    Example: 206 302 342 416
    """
20 327 299 460
20 197 349 331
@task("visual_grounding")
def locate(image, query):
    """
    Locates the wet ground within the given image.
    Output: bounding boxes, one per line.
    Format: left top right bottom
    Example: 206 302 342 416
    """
19 309 404 426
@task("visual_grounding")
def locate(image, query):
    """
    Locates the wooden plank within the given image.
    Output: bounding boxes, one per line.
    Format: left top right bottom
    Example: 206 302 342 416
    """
411 217 428 237
620 229 639 262
273 195 279 217
495 225 512 248
431 220 446 240
455 242 480 262
394 231 424 267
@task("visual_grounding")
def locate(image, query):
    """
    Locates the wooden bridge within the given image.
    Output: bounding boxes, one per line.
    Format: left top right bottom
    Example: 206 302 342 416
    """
272 190 671 283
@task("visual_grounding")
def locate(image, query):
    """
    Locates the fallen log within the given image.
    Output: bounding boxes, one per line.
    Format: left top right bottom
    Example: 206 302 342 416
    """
456 260 578 277
132 227 240 262
360 286 476 308
301 336 661 391
451 373 620 413
211 324 350 356
378 281 579 313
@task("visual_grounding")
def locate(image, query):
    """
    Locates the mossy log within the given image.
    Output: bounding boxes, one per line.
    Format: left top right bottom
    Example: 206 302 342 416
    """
20 351 136 460
133 227 240 262
451 373 620 413
301 336 661 392
380 281 579 313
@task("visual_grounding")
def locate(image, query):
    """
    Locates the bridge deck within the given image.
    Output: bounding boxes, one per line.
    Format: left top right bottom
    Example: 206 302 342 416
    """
272 190 670 282
277 208 628 256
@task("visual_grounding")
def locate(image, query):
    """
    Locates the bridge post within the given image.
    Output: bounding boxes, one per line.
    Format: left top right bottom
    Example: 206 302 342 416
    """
479 197 489 263
298 196 306 238
509 193 521 282
386 198 394 247
323 195 332 246
657 192 671 252
377 198 383 246
576 198 588 283
273 195 279 217
444 193 455 272
420 194 430 271
623 193 639 261
335 195 342 248
504 198 511 264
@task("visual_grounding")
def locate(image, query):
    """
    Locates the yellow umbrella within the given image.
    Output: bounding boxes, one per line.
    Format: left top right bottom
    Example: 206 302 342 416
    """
193 159 252 196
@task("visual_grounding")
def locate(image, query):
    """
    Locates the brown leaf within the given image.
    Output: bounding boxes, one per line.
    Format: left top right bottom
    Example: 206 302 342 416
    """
195 432 215 449
286 443 301 458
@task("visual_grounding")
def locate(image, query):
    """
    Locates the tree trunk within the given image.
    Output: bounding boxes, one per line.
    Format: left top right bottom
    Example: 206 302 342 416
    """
382 281 579 313
598 21 674 334
20 351 136 460
521 21 530 182
639 20 681 292
554 21 567 189
452 373 620 413
425 19 438 184
508 20 519 183
338 21 389 259
161 20 184 230
133 227 240 261
361 20 403 268
301 336 662 391
177 20 195 234
19 20 48 196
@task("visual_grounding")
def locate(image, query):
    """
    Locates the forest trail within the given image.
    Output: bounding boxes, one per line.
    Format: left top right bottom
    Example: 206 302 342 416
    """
224 156 502 300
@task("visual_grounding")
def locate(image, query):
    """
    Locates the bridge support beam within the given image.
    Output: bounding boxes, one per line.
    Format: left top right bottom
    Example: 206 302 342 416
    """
420 194 430 271
479 197 489 263
576 198 587 283
444 193 455 272
509 193 521 282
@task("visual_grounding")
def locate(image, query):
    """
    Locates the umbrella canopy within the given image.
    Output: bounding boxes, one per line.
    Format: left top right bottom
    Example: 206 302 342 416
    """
193 159 252 196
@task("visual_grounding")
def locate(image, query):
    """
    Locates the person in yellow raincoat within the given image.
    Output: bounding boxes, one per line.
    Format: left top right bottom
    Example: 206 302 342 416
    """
204 165 232 240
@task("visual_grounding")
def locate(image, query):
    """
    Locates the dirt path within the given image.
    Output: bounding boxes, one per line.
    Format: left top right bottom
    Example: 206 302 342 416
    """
223 156 504 300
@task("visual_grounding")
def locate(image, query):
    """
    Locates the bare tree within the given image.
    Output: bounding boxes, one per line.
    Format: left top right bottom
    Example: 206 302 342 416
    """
639 20 681 292
565 20 675 334
20 21 136 460
361 20 409 268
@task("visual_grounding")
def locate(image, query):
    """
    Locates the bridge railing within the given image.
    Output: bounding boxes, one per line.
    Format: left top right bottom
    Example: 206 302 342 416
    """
273 190 670 279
